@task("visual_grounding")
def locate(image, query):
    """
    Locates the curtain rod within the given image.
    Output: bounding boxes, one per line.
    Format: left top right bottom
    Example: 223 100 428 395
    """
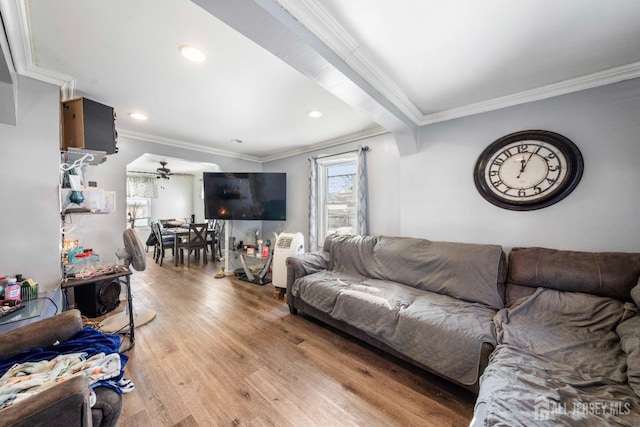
313 145 370 160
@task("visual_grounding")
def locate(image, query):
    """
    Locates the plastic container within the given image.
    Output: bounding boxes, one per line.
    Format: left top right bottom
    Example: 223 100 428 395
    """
5 278 21 301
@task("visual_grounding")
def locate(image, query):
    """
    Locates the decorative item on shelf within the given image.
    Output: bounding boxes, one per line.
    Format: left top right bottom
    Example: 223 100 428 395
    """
67 170 85 205
69 190 85 204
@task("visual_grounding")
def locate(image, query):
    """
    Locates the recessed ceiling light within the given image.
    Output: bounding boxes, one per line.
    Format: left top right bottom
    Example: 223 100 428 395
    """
307 110 323 118
129 112 148 121
231 139 243 144
180 45 207 62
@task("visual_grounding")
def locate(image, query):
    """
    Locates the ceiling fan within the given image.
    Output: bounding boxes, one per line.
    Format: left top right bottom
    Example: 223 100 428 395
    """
156 161 173 180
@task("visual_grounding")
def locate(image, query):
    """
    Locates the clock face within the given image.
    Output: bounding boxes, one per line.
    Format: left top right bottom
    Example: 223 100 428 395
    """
474 131 583 211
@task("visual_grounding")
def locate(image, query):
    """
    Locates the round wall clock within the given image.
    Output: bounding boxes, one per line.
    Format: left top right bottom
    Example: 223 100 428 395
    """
473 130 583 211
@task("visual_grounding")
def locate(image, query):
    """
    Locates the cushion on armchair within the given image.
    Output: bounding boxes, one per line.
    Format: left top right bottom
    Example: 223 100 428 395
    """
0 309 83 359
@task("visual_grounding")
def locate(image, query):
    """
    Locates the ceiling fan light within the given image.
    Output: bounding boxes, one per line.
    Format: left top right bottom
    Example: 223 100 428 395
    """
156 161 172 179
180 45 207 62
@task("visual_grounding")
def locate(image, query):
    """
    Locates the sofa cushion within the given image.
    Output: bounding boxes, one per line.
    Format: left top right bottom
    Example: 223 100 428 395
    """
506 247 640 304
329 235 506 309
475 288 640 425
329 235 378 275
294 270 497 386
475 345 640 426
494 288 629 380
391 292 497 385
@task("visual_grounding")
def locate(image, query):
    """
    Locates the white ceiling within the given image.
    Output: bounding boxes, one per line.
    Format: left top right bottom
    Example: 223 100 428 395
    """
127 153 220 175
2 0 640 164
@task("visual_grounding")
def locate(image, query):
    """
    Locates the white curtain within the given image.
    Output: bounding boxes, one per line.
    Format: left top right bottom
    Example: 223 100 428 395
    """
126 175 159 198
356 145 368 236
308 156 318 250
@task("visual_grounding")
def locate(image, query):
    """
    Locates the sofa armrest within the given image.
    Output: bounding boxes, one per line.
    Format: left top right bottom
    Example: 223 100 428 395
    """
0 309 83 359
0 374 92 427
286 252 329 287
286 251 329 308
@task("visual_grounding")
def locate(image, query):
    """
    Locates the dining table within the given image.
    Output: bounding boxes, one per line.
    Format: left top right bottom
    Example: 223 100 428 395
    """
162 226 219 266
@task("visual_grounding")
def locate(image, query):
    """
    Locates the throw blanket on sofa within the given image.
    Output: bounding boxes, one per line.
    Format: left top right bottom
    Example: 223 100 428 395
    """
294 270 497 385
0 352 121 410
0 327 131 411
476 288 640 426
0 327 127 379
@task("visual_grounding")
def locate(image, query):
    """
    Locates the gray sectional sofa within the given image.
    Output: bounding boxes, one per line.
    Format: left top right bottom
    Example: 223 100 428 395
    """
287 234 507 392
286 235 640 425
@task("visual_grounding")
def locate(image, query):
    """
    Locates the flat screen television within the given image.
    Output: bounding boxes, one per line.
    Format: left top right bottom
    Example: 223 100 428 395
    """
203 172 286 221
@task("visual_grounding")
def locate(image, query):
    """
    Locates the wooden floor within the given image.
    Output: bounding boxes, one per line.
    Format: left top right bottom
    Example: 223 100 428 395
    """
113 251 475 426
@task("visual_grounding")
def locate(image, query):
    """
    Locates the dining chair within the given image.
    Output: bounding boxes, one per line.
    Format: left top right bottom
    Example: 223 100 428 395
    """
207 220 224 261
152 222 174 266
178 223 208 266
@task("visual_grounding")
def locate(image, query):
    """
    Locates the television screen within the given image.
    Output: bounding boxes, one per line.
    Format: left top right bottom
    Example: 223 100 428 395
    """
203 172 286 221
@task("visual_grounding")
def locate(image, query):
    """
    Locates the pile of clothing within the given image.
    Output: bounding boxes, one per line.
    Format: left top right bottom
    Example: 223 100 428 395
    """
0 327 133 410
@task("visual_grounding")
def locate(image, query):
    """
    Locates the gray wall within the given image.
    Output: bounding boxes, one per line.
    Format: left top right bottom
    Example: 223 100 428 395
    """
402 78 640 253
1 74 639 295
265 78 640 254
67 135 263 266
0 75 263 292
263 133 402 250
0 76 61 291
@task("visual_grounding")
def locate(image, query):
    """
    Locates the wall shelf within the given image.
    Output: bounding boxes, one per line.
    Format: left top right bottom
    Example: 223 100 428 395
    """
62 148 107 166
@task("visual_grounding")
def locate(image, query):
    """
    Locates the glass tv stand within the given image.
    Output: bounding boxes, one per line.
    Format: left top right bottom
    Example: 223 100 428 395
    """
226 250 272 285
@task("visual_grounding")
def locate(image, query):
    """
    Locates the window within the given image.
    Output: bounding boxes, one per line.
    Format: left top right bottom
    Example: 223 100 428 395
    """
126 198 151 228
316 154 359 247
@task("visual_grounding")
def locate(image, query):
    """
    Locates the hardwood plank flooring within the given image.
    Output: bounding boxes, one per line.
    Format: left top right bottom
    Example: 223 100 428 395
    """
112 252 475 426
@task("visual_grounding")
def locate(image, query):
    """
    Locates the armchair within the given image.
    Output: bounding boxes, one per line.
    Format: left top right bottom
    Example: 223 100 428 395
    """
0 310 122 427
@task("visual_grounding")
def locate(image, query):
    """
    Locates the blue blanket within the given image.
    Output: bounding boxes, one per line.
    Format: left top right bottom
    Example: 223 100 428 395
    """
0 327 128 385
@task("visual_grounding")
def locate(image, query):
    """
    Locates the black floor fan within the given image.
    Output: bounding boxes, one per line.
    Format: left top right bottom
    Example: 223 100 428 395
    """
99 229 156 333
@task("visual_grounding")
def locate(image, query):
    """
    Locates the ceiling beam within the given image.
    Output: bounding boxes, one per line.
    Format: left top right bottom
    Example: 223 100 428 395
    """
191 0 419 156
0 6 17 125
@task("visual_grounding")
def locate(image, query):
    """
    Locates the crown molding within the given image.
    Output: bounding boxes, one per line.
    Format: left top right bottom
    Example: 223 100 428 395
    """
116 129 263 163
6 0 639 160
419 60 640 125
260 125 388 162
276 0 640 128
120 126 388 164
0 0 76 88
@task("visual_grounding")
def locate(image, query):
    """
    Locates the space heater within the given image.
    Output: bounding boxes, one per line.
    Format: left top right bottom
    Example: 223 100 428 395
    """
272 232 305 290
